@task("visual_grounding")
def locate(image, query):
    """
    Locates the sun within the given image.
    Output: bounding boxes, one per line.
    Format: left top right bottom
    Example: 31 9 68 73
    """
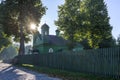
30 23 36 30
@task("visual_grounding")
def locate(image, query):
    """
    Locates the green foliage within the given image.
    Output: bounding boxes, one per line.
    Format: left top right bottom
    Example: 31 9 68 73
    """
0 0 46 55
0 32 11 52
0 0 46 42
99 37 117 48
56 0 112 49
117 35 120 46
80 39 91 49
80 0 112 48
55 0 81 41
0 4 11 51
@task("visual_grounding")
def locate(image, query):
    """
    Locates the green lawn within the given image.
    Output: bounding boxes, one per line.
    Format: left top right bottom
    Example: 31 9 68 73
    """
15 64 119 80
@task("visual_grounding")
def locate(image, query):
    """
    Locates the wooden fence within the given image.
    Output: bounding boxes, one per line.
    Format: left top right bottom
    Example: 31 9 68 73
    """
17 47 120 78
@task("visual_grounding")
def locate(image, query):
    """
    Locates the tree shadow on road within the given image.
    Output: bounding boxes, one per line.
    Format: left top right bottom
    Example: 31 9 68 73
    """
0 65 30 80
0 63 61 80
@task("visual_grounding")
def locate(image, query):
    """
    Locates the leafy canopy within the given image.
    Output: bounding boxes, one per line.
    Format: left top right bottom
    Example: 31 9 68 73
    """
55 0 81 49
55 0 112 49
0 0 46 42
0 0 46 55
0 3 11 51
80 0 112 48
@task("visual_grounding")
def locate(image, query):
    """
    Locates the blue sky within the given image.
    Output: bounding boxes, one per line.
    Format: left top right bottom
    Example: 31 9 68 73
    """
105 0 120 39
0 0 119 39
40 0 120 39
39 0 64 35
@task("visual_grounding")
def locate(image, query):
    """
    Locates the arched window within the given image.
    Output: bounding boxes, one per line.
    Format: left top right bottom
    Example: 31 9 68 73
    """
49 48 53 53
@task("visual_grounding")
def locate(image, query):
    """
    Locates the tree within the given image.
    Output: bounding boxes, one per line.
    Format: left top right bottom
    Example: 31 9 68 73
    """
55 0 81 49
0 0 46 55
56 0 112 49
99 36 116 48
0 3 11 51
0 31 11 52
80 39 91 49
117 35 120 46
80 0 112 48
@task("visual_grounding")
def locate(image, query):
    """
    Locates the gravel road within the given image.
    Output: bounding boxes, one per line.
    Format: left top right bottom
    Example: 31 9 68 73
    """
0 62 62 80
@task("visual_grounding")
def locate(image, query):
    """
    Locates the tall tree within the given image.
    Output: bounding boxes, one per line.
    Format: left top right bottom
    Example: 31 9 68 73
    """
80 0 112 48
56 0 112 49
0 3 11 52
55 0 81 49
0 0 46 55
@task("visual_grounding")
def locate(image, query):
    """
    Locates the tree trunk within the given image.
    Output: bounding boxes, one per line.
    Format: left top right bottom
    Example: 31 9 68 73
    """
18 3 25 55
19 22 25 55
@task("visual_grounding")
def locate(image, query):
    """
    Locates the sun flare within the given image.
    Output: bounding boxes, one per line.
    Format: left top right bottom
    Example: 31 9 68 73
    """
30 23 36 30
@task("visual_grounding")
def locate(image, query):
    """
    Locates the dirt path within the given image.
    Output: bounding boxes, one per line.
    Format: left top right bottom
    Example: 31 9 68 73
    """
0 62 62 80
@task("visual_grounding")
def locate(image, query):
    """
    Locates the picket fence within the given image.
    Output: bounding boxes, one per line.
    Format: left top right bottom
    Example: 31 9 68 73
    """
17 47 120 78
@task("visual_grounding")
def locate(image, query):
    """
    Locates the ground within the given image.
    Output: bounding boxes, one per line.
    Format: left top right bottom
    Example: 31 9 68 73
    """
0 62 61 80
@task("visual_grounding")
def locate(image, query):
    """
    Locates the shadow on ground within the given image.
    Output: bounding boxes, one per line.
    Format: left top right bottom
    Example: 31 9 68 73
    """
0 62 61 80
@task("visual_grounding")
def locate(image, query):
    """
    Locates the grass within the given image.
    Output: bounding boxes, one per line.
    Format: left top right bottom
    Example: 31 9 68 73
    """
15 64 119 80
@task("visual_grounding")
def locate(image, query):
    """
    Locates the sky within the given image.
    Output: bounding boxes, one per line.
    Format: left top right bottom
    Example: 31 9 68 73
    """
39 0 64 35
0 0 120 39
104 0 120 39
40 0 120 39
